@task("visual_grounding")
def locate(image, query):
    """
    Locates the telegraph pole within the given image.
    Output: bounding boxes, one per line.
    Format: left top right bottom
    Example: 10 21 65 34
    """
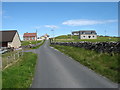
105 30 106 36
51 29 54 41
71 30 72 39
36 29 37 44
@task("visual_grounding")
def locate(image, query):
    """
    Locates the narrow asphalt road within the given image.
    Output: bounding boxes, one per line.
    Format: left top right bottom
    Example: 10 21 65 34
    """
28 40 118 88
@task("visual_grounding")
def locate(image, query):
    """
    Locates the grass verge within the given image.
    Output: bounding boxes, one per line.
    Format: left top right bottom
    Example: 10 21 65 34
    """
2 52 37 88
31 40 45 49
21 40 42 46
51 45 119 83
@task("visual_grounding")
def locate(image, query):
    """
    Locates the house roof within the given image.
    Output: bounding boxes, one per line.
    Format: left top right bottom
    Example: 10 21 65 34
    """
0 30 17 42
23 33 37 37
72 30 96 33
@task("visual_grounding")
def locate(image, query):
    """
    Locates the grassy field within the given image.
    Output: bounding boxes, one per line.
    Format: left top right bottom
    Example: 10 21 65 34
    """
2 52 37 88
51 45 119 83
55 35 119 42
21 40 42 46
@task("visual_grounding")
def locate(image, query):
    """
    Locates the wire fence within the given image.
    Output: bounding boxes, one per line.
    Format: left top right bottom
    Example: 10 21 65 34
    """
2 50 24 70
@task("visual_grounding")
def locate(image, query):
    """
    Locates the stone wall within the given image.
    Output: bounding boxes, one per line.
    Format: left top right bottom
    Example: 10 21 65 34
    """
51 41 120 54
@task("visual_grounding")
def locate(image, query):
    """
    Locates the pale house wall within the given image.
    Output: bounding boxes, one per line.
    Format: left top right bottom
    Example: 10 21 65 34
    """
8 42 12 47
73 32 79 35
80 34 97 39
8 32 21 48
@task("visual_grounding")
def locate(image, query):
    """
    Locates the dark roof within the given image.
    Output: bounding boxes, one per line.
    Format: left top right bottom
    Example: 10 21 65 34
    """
72 30 96 33
0 30 17 42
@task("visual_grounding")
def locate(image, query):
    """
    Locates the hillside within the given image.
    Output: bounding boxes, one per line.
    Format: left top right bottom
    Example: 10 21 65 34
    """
55 35 119 42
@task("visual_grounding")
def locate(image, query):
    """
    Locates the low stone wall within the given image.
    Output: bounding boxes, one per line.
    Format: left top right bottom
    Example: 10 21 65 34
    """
21 41 43 49
51 41 120 53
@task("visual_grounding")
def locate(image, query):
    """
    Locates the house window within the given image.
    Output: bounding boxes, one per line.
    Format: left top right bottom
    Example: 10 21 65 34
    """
88 36 91 38
93 36 95 37
32 37 35 40
83 36 85 38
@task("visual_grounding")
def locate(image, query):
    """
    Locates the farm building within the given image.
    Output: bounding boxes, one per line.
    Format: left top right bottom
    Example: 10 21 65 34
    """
72 30 97 39
0 30 21 48
23 32 37 41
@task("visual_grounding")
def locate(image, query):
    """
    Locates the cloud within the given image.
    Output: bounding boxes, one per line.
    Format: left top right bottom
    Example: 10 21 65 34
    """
34 26 41 29
3 16 11 19
44 25 58 29
1 10 12 19
62 19 117 26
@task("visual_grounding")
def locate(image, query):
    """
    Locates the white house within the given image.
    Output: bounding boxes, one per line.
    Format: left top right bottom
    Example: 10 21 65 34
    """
0 30 21 48
72 30 97 39
40 34 50 40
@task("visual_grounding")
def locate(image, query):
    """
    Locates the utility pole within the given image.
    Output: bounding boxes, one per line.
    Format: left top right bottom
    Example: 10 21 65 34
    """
71 30 72 39
36 29 37 44
105 30 106 36
105 24 107 36
51 29 54 41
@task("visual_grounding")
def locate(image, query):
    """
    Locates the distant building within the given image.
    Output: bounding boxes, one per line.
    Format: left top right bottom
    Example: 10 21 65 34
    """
23 32 37 41
0 30 21 48
40 34 50 40
72 30 97 39
44 34 49 40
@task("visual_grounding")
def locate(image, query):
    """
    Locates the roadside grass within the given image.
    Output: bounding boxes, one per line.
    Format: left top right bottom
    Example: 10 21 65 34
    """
21 40 44 50
21 40 42 46
51 45 119 83
2 52 37 88
31 40 45 49
55 35 119 42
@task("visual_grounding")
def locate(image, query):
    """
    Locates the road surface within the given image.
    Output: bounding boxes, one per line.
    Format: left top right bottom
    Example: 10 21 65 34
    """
27 40 118 88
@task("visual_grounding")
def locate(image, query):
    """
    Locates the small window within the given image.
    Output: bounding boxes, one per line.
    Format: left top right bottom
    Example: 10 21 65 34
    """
93 36 95 37
88 36 91 38
83 36 85 37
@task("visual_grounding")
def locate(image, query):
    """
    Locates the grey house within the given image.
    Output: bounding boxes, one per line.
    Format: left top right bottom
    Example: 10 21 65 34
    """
72 30 97 39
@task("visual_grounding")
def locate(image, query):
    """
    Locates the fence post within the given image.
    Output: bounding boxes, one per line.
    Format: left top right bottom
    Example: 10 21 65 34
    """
22 50 24 56
14 53 16 60
11 54 13 63
7 56 9 66
18 51 19 59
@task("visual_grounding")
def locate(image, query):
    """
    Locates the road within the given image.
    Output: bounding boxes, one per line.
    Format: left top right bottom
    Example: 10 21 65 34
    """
28 40 118 88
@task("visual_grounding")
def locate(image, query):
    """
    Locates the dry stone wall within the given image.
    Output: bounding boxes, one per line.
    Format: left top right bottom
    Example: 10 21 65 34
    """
51 41 120 54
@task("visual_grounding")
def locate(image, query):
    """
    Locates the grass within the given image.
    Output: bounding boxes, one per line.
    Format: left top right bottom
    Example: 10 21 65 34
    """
21 40 42 46
2 52 37 88
51 45 119 83
21 40 44 50
55 35 119 42
31 40 45 49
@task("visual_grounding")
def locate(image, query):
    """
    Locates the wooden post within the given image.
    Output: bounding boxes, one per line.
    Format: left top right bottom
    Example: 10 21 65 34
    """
18 52 19 58
14 54 16 60
79 31 80 39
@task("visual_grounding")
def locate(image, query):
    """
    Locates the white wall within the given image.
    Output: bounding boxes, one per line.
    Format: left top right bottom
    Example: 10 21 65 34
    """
80 34 97 39
8 32 21 48
73 33 79 35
